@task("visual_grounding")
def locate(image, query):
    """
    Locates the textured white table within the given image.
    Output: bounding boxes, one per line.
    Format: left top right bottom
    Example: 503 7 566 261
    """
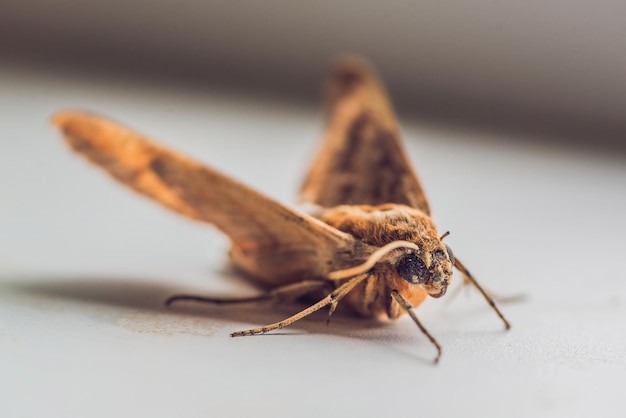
1 62 625 418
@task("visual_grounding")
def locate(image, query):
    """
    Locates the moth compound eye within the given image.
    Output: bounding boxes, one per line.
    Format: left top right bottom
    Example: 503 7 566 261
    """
396 254 428 285
445 244 455 264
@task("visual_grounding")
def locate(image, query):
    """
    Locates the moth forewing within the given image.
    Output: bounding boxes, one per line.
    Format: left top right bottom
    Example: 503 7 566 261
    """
300 57 431 214
53 110 362 288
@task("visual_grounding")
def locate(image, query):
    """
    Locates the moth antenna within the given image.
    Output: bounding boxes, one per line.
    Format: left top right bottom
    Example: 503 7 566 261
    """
328 240 419 280
439 231 451 241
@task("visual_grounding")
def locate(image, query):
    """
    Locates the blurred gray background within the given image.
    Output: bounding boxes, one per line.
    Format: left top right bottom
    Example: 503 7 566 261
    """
3 0 626 152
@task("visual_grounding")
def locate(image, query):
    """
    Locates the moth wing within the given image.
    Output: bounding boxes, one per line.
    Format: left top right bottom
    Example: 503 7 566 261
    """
299 57 431 215
53 111 358 285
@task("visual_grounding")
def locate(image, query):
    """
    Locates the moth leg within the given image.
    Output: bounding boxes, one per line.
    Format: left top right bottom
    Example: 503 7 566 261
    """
326 301 339 326
327 270 375 326
446 272 523 308
165 280 329 307
390 290 442 364
453 257 511 330
231 273 370 337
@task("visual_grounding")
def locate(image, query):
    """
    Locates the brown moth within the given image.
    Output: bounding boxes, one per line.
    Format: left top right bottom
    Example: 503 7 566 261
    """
52 57 510 363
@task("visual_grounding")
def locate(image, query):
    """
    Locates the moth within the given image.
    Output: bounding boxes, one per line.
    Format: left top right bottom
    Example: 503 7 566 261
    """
53 57 510 363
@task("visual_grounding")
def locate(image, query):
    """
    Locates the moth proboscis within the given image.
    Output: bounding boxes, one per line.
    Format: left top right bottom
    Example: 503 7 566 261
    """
52 57 510 364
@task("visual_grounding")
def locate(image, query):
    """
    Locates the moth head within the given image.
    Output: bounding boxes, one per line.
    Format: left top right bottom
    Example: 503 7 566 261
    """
396 241 454 298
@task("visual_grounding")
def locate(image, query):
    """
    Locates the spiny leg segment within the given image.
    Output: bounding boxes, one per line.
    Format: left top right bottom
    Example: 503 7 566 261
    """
390 290 442 364
453 257 511 330
230 273 371 337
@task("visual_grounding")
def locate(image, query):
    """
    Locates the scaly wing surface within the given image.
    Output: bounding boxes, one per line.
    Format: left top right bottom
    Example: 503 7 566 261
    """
299 57 431 215
53 111 359 285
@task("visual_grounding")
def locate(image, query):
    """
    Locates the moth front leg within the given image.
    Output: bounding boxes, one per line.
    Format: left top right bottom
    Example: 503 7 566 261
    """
230 273 371 337
165 280 332 307
390 290 442 364
452 257 511 330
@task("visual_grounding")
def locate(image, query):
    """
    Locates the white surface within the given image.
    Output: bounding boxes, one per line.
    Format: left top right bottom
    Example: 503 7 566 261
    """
1 63 625 418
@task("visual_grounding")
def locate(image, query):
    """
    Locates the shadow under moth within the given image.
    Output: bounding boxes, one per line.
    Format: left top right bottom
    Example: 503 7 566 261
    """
53 57 510 363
